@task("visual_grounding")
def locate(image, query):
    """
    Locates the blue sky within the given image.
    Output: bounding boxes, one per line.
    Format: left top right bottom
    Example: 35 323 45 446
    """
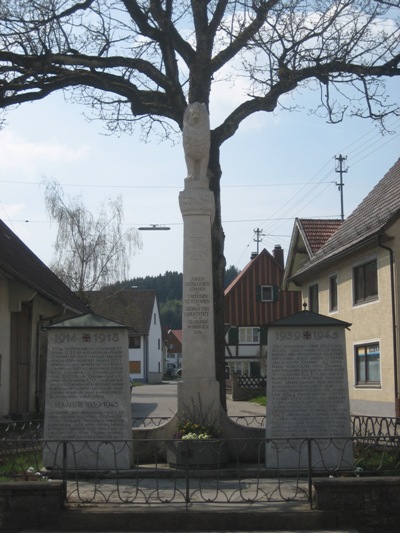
0 79 399 280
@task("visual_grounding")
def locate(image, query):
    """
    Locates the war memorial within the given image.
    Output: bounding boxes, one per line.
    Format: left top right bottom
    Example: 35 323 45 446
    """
1 104 399 531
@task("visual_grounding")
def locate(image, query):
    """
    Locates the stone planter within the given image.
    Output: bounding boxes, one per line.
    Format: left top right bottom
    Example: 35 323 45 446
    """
167 439 229 469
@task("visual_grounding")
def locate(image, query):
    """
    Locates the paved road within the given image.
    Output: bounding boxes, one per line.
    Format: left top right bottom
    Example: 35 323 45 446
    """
131 381 266 419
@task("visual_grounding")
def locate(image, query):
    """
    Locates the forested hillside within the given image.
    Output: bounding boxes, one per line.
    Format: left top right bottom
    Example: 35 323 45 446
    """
111 266 240 329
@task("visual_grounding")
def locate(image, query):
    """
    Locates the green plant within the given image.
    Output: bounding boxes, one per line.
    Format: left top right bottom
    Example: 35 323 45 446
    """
0 451 44 481
248 395 266 406
176 396 220 440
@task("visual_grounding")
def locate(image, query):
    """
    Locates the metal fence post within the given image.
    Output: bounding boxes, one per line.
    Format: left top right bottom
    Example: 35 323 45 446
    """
307 439 313 509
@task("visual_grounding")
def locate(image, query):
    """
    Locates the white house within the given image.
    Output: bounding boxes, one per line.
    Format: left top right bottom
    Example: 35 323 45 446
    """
86 289 163 383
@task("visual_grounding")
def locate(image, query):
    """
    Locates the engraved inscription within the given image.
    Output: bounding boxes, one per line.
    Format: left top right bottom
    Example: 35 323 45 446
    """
44 330 129 441
183 276 211 334
268 328 349 438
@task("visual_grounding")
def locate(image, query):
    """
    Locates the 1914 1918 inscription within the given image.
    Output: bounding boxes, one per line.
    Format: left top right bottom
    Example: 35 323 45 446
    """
43 323 131 470
266 323 353 470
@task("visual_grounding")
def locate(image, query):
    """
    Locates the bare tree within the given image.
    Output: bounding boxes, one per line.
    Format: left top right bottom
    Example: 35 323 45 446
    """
44 180 141 298
1 1 399 408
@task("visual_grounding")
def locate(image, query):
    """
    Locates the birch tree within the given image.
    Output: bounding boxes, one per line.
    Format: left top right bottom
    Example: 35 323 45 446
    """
44 180 141 298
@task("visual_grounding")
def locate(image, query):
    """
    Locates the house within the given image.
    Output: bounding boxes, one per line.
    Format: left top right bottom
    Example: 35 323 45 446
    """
224 246 302 377
0 220 89 419
164 329 182 376
85 289 163 384
284 158 400 418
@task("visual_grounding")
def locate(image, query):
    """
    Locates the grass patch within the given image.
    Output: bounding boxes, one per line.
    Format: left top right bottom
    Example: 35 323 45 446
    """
248 395 266 406
0 451 44 481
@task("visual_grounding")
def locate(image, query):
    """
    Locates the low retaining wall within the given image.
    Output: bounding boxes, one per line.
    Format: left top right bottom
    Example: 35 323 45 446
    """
313 476 400 528
0 480 65 529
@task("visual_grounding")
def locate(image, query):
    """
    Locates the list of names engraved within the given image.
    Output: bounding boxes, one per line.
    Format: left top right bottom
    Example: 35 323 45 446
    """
267 327 350 438
44 329 129 440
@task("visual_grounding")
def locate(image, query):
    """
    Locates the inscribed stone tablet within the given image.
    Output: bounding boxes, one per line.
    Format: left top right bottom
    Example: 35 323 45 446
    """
266 326 352 470
43 327 131 470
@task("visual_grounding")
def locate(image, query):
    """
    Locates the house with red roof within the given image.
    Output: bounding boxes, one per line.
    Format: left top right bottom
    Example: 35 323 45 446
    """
0 220 89 419
284 158 400 417
224 246 301 377
165 329 182 376
85 289 163 383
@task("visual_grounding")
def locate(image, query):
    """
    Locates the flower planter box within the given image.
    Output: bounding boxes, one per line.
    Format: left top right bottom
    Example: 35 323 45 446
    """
166 439 229 469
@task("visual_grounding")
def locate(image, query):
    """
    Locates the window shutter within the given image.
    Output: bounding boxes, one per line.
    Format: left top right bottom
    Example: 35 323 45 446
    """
273 285 279 302
256 285 262 302
260 327 268 345
228 326 238 344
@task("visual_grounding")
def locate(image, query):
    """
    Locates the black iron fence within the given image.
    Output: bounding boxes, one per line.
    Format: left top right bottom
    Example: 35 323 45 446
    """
2 414 399 433
1 435 399 508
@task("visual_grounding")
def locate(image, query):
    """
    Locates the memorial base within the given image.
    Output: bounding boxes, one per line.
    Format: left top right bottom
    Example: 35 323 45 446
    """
167 439 229 469
266 438 353 471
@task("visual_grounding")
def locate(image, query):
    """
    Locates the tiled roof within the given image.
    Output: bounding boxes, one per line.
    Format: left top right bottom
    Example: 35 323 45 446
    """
224 248 301 326
225 249 282 296
85 289 158 335
169 329 182 344
0 219 88 313
293 158 400 277
298 219 343 255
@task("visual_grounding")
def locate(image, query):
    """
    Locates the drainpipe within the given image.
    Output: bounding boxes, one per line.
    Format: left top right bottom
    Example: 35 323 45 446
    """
378 237 399 417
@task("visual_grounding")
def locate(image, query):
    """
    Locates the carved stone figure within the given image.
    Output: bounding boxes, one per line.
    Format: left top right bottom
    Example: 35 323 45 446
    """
183 102 210 187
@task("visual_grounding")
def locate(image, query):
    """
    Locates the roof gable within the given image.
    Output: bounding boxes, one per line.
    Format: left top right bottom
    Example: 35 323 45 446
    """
225 249 283 296
294 158 400 277
298 219 343 255
0 220 88 313
283 218 343 288
85 289 158 334
225 248 301 326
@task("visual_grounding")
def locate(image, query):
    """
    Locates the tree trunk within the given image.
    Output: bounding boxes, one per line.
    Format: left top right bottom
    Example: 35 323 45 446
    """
209 138 227 411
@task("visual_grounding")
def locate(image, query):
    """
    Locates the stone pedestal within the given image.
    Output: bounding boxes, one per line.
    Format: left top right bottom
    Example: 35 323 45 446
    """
178 185 220 420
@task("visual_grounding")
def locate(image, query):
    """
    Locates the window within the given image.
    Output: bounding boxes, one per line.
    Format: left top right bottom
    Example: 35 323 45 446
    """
355 343 380 386
354 260 378 304
308 284 319 313
154 313 157 325
329 275 338 312
129 336 141 349
129 361 141 373
239 327 260 344
257 285 278 302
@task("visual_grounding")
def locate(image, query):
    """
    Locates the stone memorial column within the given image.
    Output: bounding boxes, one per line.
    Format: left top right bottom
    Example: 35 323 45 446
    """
177 103 221 418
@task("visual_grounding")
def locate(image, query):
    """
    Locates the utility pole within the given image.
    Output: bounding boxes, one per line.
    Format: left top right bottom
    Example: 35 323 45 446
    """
335 154 348 221
253 227 265 255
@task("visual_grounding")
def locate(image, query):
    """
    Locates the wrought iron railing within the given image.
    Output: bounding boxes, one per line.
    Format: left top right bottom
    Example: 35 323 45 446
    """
1 436 399 509
1 415 399 434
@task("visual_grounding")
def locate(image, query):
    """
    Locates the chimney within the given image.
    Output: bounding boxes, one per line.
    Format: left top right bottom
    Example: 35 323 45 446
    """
250 252 257 260
273 245 284 268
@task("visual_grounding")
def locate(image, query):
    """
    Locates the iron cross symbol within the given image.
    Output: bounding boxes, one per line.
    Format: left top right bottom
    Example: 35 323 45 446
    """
303 331 312 340
82 333 91 342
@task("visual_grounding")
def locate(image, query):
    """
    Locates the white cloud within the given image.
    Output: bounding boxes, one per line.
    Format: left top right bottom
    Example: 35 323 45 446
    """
0 130 89 173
